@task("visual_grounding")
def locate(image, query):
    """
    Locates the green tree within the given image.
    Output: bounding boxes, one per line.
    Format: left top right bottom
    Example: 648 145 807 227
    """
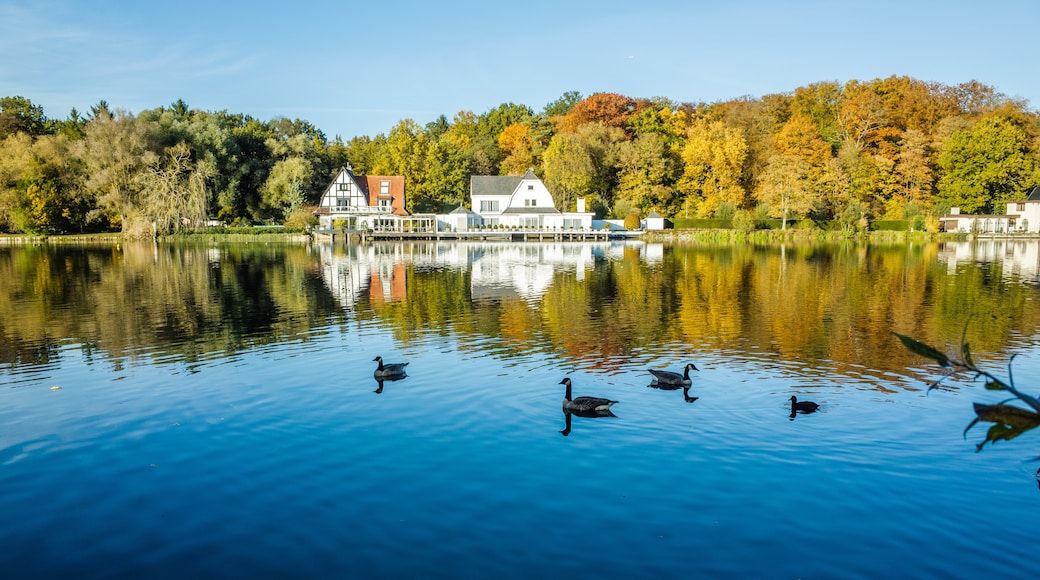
262 156 314 220
543 91 582 117
542 132 594 212
78 108 160 234
615 133 679 216
936 110 1037 213
0 96 49 138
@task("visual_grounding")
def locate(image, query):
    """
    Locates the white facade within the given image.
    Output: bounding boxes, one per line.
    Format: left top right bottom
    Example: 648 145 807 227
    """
1004 199 1040 233
941 187 1040 234
468 169 593 231
315 167 407 231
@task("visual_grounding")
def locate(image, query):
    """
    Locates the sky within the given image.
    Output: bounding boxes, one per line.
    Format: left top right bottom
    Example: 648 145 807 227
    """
2 0 1039 141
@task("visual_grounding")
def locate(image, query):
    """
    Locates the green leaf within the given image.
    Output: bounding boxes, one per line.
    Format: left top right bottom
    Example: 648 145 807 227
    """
984 378 1006 391
893 333 950 367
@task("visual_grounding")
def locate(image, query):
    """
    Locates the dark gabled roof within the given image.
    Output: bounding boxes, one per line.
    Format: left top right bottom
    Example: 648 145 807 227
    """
501 207 560 214
470 169 540 197
1027 185 1040 202
470 175 523 196
647 211 663 219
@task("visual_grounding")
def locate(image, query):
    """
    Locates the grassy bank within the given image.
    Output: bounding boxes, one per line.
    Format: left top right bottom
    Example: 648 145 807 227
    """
642 229 967 244
1 228 312 245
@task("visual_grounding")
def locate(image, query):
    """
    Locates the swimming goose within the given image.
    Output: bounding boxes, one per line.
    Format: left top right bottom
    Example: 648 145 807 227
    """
648 363 699 386
373 356 409 378
789 395 819 414
560 377 617 414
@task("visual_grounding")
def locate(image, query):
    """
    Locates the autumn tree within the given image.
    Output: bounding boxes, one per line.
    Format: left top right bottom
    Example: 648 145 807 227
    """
542 132 595 213
677 119 749 217
559 93 638 133
542 123 625 213
887 128 934 217
758 155 813 229
498 122 536 175
615 133 679 216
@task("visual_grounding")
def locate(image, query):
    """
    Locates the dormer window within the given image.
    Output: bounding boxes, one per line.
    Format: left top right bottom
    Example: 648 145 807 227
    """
527 185 534 190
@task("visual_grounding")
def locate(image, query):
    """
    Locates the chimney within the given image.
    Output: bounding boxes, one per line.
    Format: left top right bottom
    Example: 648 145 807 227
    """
577 198 586 213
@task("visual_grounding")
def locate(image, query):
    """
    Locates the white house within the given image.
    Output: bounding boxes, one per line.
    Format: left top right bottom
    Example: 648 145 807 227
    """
939 185 1040 234
468 168 593 230
1004 185 1040 232
314 166 411 231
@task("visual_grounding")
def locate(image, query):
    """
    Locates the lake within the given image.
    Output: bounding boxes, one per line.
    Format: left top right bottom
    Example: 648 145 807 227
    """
2 238 1040 578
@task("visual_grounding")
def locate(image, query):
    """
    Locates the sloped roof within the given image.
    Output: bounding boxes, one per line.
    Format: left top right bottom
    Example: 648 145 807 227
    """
450 204 478 215
470 169 540 196
1027 185 1040 202
471 175 523 196
647 211 663 219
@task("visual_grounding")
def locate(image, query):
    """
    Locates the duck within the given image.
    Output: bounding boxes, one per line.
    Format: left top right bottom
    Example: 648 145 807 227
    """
560 377 617 414
790 395 819 414
648 363 699 387
373 356 409 378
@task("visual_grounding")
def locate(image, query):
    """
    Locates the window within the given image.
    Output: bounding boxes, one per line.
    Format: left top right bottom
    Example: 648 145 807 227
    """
336 198 350 211
525 199 536 207
338 183 350 191
480 200 500 212
380 180 390 195
1018 203 1026 211
563 219 582 229
527 185 534 190
378 198 391 211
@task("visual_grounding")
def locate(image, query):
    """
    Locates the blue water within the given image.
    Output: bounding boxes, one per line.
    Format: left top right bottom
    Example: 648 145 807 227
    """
2 241 1039 578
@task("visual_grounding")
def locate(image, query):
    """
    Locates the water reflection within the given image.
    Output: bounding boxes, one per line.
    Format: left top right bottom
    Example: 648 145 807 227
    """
373 375 407 394
4 239 1040 391
646 383 699 403
938 240 1040 284
966 402 1040 452
560 408 616 437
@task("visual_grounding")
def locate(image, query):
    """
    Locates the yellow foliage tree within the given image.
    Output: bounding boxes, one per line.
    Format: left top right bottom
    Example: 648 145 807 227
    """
677 119 749 217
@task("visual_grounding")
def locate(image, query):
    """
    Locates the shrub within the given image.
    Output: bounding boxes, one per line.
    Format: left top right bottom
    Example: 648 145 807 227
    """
623 212 641 229
732 209 755 232
714 202 736 221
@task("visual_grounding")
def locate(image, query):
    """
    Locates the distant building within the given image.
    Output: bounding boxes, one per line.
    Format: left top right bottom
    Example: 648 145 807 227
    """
1005 185 1040 232
314 166 408 231
466 168 593 230
644 211 667 231
939 185 1040 234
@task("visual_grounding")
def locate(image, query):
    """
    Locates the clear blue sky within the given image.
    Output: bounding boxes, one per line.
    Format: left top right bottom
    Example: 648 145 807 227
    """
3 0 1038 141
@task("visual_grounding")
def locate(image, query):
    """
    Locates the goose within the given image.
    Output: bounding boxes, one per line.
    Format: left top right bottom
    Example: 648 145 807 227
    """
648 363 699 387
790 395 819 414
560 377 617 414
373 356 409 378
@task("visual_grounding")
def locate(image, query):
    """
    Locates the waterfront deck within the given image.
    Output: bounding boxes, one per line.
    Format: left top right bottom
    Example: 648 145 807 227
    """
314 228 624 243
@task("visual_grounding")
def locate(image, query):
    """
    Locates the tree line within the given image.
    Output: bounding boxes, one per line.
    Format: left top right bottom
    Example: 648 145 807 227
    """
1 76 1038 235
